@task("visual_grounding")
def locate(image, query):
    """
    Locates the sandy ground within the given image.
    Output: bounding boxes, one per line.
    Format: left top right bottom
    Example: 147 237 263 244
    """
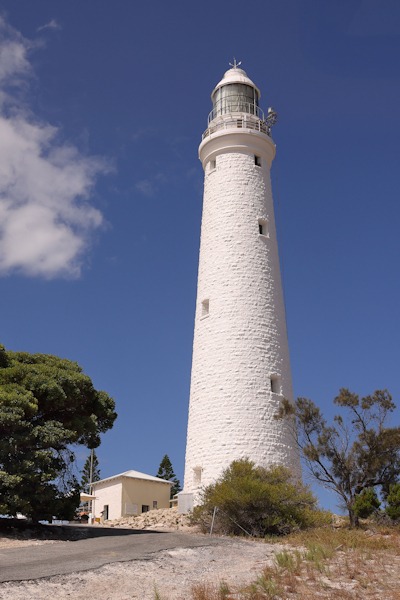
1 510 399 599
0 536 276 600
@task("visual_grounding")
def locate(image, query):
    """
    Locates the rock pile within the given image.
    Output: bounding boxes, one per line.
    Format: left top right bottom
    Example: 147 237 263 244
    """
105 507 198 532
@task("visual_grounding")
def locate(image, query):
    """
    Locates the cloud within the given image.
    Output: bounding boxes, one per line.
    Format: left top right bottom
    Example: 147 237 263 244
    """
0 17 109 279
135 179 156 197
0 20 31 85
37 19 61 33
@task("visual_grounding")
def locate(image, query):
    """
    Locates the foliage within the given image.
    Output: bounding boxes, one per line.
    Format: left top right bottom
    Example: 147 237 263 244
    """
386 483 400 520
353 487 381 519
187 525 400 600
81 450 101 493
278 389 400 527
191 459 319 537
156 454 181 498
191 582 231 600
0 344 116 521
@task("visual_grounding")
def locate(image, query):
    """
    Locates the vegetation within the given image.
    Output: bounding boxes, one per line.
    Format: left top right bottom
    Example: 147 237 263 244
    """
81 450 101 492
0 344 116 521
386 482 400 521
156 454 181 498
278 388 400 527
173 524 400 600
353 487 381 519
191 459 326 536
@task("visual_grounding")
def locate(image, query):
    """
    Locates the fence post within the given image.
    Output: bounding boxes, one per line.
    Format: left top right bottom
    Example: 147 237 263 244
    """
209 506 217 536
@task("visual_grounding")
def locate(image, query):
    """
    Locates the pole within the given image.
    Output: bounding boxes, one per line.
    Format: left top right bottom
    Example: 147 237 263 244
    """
88 449 94 522
210 506 217 536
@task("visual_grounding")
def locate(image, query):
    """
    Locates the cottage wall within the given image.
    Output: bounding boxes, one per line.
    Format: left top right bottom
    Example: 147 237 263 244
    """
92 480 122 520
121 479 171 516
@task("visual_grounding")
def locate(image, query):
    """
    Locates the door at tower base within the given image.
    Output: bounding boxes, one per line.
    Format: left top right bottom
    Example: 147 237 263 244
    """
179 65 300 514
177 491 194 514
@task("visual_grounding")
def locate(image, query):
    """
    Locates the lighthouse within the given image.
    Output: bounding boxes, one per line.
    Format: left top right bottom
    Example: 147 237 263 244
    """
178 63 300 513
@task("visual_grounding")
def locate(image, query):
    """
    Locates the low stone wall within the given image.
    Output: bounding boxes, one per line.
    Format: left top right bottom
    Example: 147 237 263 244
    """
105 507 197 531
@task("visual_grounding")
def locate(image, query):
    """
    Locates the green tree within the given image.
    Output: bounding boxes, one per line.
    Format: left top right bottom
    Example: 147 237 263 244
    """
0 344 116 521
156 454 181 498
278 389 400 527
81 450 101 493
353 488 381 519
192 459 321 537
386 483 400 521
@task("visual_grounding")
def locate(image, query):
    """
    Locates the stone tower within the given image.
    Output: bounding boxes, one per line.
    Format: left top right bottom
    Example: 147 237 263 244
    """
178 64 300 513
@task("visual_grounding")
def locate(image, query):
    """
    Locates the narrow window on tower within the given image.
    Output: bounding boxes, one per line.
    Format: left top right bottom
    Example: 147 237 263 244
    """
258 218 269 237
193 466 202 486
270 375 281 395
209 159 216 172
254 155 262 167
201 299 209 318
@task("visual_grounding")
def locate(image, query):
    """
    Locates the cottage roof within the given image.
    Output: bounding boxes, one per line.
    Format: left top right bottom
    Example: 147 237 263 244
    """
91 469 173 487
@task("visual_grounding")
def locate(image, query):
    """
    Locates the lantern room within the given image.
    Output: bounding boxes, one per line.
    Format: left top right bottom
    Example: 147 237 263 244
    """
209 64 262 123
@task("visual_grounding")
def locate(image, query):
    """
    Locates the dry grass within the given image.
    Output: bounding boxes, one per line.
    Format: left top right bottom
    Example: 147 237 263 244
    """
182 524 400 600
191 581 232 600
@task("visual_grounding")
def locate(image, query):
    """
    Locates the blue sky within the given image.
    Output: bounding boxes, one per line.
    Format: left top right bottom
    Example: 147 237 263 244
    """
0 0 399 512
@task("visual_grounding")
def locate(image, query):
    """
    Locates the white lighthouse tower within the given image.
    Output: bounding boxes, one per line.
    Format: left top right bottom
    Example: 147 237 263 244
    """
179 63 300 513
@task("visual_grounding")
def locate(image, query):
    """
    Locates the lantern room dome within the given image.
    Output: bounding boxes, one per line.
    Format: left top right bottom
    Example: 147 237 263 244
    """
211 67 261 100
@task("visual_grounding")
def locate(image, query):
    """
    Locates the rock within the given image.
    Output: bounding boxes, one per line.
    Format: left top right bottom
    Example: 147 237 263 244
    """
105 507 197 532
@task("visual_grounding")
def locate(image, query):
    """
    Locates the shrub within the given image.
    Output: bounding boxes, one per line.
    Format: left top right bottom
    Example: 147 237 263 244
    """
353 488 381 519
191 459 320 536
386 483 400 520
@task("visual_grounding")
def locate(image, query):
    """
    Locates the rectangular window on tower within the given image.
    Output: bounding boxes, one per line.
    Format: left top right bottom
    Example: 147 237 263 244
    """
270 375 281 395
201 299 209 318
254 155 262 167
193 466 202 486
258 218 269 237
209 159 216 172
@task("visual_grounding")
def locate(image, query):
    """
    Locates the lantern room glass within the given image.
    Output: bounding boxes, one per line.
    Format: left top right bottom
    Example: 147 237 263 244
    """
212 83 259 118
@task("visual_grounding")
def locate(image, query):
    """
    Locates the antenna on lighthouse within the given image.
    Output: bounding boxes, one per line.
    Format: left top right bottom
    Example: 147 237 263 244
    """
265 106 278 133
229 58 242 69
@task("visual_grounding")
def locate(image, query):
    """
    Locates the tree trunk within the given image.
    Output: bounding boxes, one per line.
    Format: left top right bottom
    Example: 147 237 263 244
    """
348 507 360 528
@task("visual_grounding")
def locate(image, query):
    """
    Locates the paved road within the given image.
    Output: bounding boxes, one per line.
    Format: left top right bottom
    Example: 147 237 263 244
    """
0 526 223 583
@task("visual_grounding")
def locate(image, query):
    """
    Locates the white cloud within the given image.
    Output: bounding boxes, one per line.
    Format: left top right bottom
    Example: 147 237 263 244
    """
135 172 167 197
0 17 109 279
37 19 61 33
135 179 155 197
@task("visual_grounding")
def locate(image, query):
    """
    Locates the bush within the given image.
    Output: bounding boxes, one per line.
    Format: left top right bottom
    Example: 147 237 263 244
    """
353 488 381 519
386 483 400 521
191 459 322 537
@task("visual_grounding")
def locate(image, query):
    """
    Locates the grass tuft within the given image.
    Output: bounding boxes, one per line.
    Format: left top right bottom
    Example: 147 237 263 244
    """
191 581 232 600
161 523 400 600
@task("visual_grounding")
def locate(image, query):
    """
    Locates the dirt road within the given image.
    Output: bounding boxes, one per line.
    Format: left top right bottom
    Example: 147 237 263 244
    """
0 527 228 582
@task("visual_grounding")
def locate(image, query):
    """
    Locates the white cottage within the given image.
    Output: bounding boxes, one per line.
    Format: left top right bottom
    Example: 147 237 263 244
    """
91 470 172 521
